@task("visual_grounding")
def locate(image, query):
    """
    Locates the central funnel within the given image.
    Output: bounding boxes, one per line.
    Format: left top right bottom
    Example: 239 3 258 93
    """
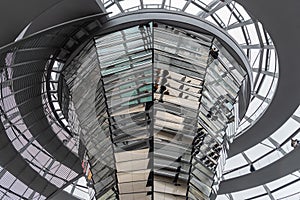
59 19 250 199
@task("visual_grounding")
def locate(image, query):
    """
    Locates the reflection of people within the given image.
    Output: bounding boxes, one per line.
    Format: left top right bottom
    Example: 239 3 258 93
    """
206 110 212 118
153 83 158 93
291 139 300 148
173 166 181 186
144 90 153 123
160 85 166 94
158 85 170 102
145 101 153 119
209 47 219 59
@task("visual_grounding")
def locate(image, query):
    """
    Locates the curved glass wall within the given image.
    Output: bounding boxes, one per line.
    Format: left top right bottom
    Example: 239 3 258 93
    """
57 20 250 199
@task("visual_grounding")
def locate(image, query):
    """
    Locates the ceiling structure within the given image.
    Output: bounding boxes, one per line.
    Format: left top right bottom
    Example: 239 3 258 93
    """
0 0 300 199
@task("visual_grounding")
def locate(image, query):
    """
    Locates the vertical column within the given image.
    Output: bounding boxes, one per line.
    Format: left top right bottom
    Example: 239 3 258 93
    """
65 41 117 198
95 23 153 200
187 38 247 199
152 23 208 199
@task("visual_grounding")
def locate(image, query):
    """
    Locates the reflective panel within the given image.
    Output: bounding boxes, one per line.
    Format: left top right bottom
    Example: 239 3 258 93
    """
61 21 248 199
100 0 279 139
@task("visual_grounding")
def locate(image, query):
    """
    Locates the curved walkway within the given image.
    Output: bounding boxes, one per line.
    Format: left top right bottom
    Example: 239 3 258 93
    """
219 0 300 194
219 146 300 194
0 120 57 196
0 0 102 47
13 85 82 174
228 0 300 157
